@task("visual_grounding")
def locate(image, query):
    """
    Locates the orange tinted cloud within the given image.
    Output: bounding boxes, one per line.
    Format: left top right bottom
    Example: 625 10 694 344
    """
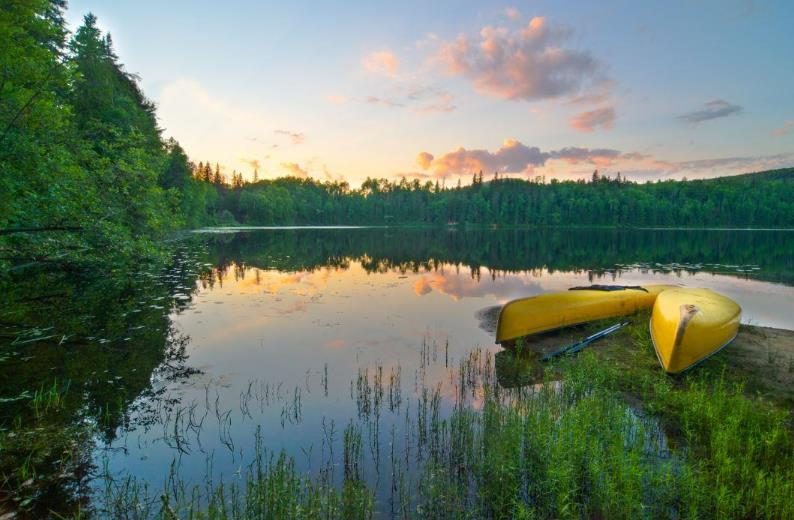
281 162 309 177
412 272 542 300
415 140 684 178
413 278 433 295
570 106 616 132
362 50 399 76
416 151 434 169
419 139 549 177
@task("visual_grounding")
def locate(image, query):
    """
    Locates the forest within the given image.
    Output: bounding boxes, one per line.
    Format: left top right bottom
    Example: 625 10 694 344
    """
3 1 794 271
204 167 794 228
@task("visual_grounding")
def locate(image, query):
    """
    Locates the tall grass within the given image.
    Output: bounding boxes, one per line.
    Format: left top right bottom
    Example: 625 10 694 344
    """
93 337 793 519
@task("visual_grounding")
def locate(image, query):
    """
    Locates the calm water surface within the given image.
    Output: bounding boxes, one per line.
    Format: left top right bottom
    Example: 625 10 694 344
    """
2 227 793 515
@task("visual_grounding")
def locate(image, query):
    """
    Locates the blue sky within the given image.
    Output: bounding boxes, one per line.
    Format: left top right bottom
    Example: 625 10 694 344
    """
65 1 794 184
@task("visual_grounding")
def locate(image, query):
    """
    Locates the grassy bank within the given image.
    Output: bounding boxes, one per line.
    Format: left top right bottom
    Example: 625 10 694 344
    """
87 318 793 519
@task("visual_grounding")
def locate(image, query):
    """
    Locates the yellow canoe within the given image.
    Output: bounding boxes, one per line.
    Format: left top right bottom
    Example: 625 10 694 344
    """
496 285 674 344
650 288 741 374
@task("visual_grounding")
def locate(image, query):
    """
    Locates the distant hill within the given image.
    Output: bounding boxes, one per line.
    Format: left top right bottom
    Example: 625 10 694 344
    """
713 167 794 183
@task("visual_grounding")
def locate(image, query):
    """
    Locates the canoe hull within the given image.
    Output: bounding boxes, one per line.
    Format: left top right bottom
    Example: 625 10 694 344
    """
650 288 741 374
496 285 674 343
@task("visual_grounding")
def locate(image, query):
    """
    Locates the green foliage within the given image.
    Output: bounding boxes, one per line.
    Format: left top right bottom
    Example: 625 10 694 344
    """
0 4 213 269
207 169 794 228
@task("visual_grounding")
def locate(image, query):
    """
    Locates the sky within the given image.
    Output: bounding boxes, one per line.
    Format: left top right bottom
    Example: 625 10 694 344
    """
64 0 794 185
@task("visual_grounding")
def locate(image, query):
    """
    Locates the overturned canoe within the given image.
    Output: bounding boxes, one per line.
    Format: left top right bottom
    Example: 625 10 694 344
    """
650 288 741 374
496 284 674 344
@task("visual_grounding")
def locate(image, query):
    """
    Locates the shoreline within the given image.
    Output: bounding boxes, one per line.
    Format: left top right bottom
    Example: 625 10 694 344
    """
477 305 794 403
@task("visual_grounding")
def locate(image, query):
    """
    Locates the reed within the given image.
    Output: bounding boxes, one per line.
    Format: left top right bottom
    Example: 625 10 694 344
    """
92 339 793 519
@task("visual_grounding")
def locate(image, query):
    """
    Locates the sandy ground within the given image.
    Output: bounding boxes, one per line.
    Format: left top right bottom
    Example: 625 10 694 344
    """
477 305 794 402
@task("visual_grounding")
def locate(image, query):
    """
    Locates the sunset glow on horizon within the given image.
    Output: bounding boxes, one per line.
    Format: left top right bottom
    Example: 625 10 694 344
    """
65 1 794 186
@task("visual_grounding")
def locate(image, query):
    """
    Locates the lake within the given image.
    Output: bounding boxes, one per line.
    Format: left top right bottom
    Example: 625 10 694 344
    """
2 227 793 516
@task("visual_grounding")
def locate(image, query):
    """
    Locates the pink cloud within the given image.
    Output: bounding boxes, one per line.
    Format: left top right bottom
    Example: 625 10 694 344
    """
417 140 658 177
416 138 794 182
436 17 605 101
570 106 616 132
421 139 549 177
504 7 521 21
362 50 399 76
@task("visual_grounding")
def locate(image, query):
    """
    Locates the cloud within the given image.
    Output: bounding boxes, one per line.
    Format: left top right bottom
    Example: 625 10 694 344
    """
325 94 348 105
436 17 605 102
281 162 309 177
365 95 403 108
362 50 399 76
275 129 305 144
363 85 456 113
674 153 794 172
417 138 794 182
772 120 794 137
551 147 622 166
417 140 654 177
567 81 614 105
678 99 742 123
412 272 543 300
241 158 261 170
570 106 616 132
415 92 456 113
420 139 550 177
416 152 434 169
419 140 639 177
504 7 521 21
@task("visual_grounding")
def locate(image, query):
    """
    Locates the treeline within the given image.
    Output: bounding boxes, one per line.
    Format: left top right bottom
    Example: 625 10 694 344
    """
1 2 213 267
206 168 794 228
